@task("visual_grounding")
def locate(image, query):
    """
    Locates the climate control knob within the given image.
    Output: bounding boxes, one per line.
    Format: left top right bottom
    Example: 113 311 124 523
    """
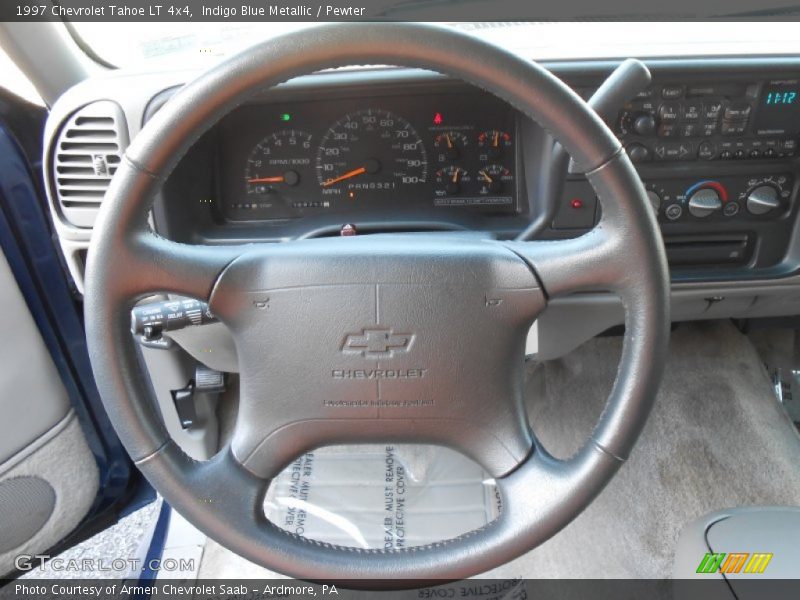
687 187 723 218
646 190 661 212
746 185 781 215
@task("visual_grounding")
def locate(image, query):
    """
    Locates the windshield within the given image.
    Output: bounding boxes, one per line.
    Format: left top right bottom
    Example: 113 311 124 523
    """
71 22 800 69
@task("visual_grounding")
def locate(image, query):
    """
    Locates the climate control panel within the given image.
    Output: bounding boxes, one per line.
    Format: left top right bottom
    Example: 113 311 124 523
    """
645 174 793 222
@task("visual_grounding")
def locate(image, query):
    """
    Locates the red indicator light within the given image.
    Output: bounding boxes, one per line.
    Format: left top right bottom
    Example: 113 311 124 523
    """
433 112 443 125
571 198 584 209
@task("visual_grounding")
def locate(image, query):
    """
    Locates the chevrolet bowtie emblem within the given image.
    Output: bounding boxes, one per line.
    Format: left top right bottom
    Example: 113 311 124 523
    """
342 329 414 359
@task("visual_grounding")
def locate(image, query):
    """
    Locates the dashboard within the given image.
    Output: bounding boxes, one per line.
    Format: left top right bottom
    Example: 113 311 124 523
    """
144 67 800 284
217 93 521 223
148 80 532 242
43 57 800 325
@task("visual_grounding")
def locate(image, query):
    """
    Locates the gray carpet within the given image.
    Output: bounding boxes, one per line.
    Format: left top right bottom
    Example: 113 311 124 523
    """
506 319 800 578
198 320 800 579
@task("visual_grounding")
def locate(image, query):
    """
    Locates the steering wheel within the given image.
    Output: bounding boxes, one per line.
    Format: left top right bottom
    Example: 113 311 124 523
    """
84 23 669 585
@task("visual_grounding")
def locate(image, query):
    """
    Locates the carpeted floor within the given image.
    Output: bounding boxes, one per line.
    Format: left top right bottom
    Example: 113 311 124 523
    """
200 320 800 579
507 319 800 578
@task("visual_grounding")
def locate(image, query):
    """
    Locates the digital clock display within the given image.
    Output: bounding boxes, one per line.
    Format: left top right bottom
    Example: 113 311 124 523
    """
755 83 800 135
765 90 798 105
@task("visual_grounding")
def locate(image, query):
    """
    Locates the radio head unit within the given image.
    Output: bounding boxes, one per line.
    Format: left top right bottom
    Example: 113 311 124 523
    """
616 80 799 163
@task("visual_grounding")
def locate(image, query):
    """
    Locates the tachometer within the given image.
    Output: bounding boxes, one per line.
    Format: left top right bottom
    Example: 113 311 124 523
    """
315 109 427 197
242 130 314 212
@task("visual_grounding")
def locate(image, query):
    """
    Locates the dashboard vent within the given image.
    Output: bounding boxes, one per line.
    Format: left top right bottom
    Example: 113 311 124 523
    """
52 101 128 228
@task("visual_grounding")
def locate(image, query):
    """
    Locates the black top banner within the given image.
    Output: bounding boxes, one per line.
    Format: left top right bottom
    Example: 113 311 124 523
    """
4 0 800 21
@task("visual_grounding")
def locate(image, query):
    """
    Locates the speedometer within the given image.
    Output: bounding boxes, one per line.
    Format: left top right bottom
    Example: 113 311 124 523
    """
315 109 427 197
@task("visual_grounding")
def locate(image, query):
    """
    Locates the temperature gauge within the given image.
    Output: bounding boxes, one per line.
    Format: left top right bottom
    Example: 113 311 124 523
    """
477 164 513 195
433 131 469 161
478 130 512 159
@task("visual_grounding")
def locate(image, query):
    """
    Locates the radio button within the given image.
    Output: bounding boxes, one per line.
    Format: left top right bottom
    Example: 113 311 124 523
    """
653 142 693 161
682 102 702 121
703 101 723 120
662 86 684 99
681 124 699 137
701 122 718 136
659 102 681 123
658 124 679 137
721 122 747 136
697 141 716 160
723 104 752 120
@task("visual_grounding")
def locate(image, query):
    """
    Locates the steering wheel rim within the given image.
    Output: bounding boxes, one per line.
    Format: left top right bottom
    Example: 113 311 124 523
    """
84 23 670 585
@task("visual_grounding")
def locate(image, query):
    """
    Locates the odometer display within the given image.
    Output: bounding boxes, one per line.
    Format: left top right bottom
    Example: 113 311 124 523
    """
316 109 428 198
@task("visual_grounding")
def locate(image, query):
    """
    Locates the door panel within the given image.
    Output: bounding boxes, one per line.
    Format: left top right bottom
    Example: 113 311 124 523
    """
0 250 70 463
0 248 98 575
0 88 113 576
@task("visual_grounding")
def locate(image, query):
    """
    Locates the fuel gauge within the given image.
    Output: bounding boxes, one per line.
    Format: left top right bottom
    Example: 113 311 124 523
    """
433 131 469 161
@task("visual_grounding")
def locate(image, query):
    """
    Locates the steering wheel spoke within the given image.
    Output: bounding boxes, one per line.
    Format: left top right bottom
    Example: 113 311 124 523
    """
128 232 245 299
506 227 620 298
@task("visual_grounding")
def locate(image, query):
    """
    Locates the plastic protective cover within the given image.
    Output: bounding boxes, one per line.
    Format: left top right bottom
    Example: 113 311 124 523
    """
265 445 502 551
265 445 529 597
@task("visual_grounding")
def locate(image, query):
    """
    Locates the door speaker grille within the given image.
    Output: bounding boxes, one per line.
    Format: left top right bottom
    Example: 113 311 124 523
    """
0 476 56 553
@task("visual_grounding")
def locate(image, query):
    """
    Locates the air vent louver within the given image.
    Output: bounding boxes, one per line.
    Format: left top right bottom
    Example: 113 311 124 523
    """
53 101 128 228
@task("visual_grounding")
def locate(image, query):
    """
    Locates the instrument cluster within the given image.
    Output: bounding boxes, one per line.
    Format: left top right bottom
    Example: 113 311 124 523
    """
217 92 521 222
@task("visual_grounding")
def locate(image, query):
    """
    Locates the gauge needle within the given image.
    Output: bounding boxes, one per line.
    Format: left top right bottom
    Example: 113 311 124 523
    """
451 168 461 183
479 170 493 183
322 166 367 187
445 134 453 149
493 131 500 147
248 176 285 183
